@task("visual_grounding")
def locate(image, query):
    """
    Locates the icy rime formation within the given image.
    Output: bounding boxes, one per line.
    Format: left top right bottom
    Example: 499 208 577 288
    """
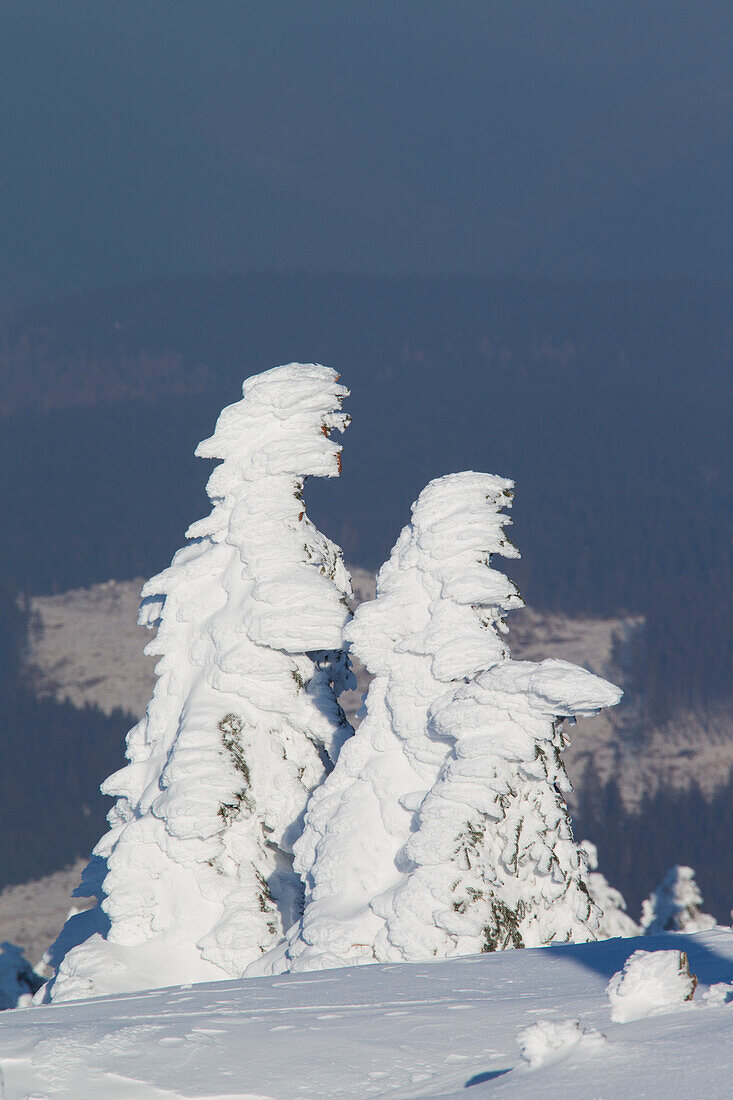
580 840 640 939
44 364 354 1001
381 661 622 957
641 866 716 935
271 472 622 972
266 473 518 971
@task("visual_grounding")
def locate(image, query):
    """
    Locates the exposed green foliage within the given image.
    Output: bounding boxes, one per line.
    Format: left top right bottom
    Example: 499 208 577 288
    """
482 899 526 952
218 713 251 786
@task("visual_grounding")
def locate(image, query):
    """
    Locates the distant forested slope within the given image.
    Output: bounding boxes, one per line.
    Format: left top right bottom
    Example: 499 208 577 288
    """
1 274 730 726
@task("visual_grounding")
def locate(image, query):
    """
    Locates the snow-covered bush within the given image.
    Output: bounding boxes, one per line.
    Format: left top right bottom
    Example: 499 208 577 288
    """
517 1018 606 1069
43 364 354 1001
270 472 621 972
580 839 639 939
381 661 622 957
641 866 716 935
607 949 697 1022
0 941 42 1010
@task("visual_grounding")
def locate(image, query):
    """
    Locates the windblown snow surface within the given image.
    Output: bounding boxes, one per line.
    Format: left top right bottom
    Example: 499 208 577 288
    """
1 930 731 1098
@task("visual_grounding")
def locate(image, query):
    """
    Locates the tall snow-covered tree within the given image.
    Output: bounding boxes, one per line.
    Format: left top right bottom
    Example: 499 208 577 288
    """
268 471 620 972
43 364 354 1002
641 866 716 935
579 840 640 940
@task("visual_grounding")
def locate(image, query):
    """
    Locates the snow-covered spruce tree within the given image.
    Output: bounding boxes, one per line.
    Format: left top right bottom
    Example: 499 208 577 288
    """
374 660 622 958
265 471 619 972
641 866 716 935
43 364 354 1002
579 840 640 939
247 473 521 972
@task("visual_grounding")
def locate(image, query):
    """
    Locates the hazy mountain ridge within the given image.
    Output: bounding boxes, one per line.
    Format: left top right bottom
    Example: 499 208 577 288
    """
2 273 731 416
26 576 732 809
2 274 729 732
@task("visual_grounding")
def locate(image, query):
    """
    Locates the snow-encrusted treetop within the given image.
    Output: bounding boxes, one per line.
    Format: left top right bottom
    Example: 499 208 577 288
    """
143 363 351 654
351 471 523 683
45 364 355 1001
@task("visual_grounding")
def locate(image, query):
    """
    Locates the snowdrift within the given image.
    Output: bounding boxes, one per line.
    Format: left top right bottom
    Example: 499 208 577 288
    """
0 929 730 1098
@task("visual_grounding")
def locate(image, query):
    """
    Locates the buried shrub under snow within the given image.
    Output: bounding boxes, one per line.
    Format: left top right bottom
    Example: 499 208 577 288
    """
607 949 697 1022
517 1017 607 1070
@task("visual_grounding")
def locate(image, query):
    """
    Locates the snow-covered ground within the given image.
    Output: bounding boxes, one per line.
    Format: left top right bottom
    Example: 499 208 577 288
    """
0 930 730 1098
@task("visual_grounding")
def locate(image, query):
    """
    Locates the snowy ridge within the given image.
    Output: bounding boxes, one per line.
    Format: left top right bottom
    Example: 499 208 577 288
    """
1 931 732 1097
44 365 355 1001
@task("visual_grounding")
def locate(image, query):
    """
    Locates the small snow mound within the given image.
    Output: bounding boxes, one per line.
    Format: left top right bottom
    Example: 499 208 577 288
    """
517 1017 606 1070
607 949 697 1022
703 982 733 1007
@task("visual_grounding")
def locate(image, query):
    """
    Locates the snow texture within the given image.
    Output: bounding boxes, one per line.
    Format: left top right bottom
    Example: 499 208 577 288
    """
641 865 717 935
273 473 621 973
581 839 640 939
607 948 697 1022
42 364 355 1002
516 1017 606 1070
0 930 731 1097
703 981 733 1006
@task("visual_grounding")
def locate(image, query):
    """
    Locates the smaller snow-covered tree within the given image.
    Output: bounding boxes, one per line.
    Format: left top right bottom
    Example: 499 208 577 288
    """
0 942 42 1010
641 866 716 935
579 840 639 939
262 472 524 973
379 660 622 957
272 472 622 972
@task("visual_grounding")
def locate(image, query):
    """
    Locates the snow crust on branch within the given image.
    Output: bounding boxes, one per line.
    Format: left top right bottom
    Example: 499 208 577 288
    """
267 472 621 973
44 364 354 1001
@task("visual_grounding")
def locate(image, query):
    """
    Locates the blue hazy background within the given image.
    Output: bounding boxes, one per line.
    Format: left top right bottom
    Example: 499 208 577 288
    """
2 0 733 303
0 2 730 917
